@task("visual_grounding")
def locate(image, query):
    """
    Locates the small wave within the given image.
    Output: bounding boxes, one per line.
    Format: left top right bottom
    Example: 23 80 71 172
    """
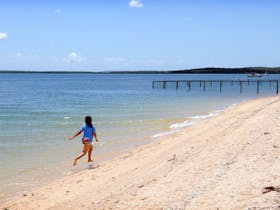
169 121 194 129
152 109 224 139
151 130 177 138
191 111 220 120
64 117 70 120
170 111 220 130
192 113 214 120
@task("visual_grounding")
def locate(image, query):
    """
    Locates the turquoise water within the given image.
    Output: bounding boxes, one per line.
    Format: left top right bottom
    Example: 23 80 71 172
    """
0 73 279 200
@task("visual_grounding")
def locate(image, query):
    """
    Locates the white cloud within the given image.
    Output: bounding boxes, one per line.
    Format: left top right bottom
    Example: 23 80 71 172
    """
0 32 8 40
66 52 84 63
54 9 61 15
129 0 143 8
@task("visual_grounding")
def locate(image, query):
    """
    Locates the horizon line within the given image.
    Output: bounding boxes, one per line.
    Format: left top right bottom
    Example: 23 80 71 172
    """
0 66 279 74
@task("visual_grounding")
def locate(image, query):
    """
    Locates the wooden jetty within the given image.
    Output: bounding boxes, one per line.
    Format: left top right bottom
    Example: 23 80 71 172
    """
152 79 279 94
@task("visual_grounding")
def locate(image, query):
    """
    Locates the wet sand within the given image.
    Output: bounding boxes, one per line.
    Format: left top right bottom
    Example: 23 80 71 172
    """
1 96 280 209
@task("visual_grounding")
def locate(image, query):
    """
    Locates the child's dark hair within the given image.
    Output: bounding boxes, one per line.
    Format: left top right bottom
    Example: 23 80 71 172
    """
85 116 93 128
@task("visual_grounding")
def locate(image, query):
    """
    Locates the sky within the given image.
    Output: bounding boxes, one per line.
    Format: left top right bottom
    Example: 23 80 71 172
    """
0 0 280 71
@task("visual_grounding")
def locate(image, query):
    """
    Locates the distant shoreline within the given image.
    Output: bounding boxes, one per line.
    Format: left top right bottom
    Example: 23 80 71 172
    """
1 67 280 74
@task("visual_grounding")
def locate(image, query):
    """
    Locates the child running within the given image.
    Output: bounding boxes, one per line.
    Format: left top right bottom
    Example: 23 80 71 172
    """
69 116 98 166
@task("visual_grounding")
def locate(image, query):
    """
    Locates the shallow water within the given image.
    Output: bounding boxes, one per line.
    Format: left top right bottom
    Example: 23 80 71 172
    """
0 73 279 200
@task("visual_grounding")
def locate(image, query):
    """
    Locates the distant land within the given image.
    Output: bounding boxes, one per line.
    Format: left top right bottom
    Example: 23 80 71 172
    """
171 67 280 74
0 67 280 74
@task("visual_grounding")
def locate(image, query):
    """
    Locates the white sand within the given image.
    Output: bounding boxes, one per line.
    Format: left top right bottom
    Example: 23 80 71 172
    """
1 96 280 209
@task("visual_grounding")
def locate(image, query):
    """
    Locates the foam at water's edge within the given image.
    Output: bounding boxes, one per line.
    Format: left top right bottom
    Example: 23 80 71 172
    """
169 120 194 129
151 109 224 139
151 130 178 138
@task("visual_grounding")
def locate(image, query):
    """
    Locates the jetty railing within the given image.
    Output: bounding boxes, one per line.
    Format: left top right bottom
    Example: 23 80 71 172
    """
152 79 279 94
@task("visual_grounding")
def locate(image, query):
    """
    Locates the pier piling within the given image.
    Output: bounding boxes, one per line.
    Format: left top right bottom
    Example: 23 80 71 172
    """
203 81 206 92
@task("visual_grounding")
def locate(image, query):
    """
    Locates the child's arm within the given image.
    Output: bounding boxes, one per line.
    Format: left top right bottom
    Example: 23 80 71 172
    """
94 132 99 142
69 130 82 140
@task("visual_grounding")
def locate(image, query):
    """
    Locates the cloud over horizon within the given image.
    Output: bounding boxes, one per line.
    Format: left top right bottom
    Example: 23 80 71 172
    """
66 52 84 63
0 32 8 40
129 0 143 8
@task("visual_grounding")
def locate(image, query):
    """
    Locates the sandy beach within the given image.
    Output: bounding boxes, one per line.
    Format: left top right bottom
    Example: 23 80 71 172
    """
1 96 280 210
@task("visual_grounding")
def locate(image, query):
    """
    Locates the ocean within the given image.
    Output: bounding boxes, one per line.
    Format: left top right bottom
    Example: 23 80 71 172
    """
0 73 279 201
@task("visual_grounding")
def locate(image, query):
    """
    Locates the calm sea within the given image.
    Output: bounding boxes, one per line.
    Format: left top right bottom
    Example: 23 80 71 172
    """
0 73 279 200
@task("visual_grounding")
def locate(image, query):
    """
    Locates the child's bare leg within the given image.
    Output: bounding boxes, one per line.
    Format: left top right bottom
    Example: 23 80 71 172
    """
88 144 93 162
73 144 89 166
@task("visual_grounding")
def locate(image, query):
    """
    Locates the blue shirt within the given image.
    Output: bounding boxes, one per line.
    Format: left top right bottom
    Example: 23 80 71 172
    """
80 124 96 142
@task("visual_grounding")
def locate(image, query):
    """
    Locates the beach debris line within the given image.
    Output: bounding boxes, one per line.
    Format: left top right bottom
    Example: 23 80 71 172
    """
152 79 280 95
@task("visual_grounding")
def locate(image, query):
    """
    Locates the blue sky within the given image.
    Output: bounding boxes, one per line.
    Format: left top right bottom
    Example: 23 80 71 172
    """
0 0 280 71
